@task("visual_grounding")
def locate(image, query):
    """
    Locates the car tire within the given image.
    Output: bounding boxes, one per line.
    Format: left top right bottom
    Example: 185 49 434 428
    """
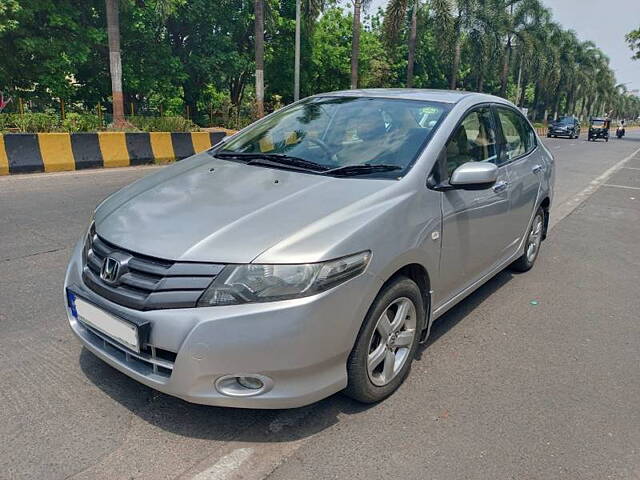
510 207 545 273
344 276 426 404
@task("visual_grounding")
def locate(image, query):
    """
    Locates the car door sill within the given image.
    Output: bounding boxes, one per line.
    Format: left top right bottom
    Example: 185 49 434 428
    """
431 251 520 321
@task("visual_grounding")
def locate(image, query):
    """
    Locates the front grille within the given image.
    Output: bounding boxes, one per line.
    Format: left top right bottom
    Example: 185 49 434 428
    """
82 227 225 310
80 320 175 379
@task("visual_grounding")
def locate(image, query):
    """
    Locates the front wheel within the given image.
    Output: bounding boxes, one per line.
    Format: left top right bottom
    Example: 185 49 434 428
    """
510 207 545 272
344 276 425 404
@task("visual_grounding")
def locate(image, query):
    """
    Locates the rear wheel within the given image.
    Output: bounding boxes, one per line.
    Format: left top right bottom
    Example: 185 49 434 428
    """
510 207 545 272
344 276 425 404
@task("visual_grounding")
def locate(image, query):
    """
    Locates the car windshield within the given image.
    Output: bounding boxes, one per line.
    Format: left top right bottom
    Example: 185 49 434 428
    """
557 117 573 125
216 96 450 178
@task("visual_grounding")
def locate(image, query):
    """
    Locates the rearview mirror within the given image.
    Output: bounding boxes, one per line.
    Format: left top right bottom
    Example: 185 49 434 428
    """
449 162 498 189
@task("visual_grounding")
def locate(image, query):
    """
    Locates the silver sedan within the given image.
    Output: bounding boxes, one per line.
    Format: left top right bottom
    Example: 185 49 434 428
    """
64 89 554 408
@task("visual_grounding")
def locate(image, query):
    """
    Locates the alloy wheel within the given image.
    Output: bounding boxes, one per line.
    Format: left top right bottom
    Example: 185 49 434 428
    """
526 214 544 263
367 297 417 387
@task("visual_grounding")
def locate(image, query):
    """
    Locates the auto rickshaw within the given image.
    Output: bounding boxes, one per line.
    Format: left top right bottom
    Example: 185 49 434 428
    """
588 117 610 142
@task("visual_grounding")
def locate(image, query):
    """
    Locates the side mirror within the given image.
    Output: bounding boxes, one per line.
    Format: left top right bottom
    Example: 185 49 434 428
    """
449 162 498 189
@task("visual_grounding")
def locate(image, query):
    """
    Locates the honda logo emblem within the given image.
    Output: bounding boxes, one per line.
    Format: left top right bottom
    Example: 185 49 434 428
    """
100 257 121 284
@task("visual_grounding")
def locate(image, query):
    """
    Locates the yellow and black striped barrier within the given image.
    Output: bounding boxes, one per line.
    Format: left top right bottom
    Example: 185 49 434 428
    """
0 131 227 175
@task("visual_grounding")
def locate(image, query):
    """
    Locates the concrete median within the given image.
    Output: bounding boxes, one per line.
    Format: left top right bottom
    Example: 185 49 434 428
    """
0 130 227 175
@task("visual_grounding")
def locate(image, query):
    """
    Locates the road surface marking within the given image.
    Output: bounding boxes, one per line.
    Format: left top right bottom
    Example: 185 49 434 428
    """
621 167 640 171
602 184 640 191
550 145 640 230
191 448 254 480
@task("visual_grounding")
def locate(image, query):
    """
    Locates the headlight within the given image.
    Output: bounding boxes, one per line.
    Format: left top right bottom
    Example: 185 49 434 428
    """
82 218 96 265
197 251 371 306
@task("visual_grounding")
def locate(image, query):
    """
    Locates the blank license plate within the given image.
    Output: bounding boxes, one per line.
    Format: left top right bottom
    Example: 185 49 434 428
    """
75 298 140 352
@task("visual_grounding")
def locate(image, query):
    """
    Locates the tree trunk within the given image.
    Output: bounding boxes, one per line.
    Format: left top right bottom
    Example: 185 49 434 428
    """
406 0 419 88
579 95 587 120
532 81 542 121
106 0 125 126
586 94 596 119
552 90 561 120
351 0 362 89
499 36 511 97
515 55 523 106
294 0 301 101
450 18 461 90
254 0 265 118
518 71 528 107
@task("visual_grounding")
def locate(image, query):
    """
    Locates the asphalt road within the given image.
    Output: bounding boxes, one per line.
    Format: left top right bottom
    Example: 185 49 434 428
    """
1 132 639 480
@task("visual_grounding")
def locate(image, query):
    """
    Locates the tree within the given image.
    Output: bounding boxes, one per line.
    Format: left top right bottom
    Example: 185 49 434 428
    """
293 1 326 100
627 27 640 60
383 0 420 87
105 0 125 125
254 0 265 117
350 0 364 88
406 0 419 87
0 0 19 34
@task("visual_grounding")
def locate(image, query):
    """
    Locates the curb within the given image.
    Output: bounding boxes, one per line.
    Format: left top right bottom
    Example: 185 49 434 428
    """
0 131 227 175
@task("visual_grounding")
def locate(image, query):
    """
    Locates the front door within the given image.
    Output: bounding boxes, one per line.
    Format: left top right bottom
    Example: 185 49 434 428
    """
436 106 513 305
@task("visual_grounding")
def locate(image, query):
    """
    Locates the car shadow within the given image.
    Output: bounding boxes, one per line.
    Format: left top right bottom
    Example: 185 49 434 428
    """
78 346 372 444
79 267 515 443
417 268 514 356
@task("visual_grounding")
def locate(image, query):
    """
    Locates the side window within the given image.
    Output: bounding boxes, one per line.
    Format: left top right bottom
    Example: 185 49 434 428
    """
496 108 532 164
518 114 536 152
445 108 497 177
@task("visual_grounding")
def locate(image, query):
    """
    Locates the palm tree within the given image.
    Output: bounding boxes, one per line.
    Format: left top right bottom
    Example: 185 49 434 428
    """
383 0 422 87
428 0 475 90
406 0 419 87
497 0 546 97
255 0 265 117
105 0 125 126
383 0 419 86
350 0 368 89
294 0 325 101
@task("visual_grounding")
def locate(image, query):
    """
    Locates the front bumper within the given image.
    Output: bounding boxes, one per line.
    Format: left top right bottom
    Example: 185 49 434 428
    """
64 240 381 408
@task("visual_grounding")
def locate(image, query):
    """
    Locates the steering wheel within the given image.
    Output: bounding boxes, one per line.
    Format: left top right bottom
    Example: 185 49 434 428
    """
306 137 334 163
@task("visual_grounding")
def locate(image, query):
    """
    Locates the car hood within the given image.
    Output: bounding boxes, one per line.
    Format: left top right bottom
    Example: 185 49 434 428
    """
95 154 396 263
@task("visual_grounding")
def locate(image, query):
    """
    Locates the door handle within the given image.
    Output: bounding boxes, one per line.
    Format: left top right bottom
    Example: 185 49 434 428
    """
492 181 509 193
532 164 542 174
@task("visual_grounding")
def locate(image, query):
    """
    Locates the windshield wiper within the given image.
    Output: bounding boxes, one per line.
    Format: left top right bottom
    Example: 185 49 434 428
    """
213 151 328 172
322 164 402 177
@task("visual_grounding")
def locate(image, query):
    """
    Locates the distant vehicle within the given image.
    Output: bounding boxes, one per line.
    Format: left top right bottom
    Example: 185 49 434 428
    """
64 90 555 408
616 121 626 139
547 116 580 139
588 117 610 142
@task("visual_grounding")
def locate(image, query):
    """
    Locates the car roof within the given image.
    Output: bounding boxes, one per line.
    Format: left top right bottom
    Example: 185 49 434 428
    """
314 88 509 105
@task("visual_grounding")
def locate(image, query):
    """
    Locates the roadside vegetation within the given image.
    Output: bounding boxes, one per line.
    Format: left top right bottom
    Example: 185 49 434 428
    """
0 113 199 133
0 0 639 133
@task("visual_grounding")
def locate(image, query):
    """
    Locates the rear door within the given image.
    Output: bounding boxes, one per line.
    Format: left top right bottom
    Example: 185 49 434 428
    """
493 106 541 254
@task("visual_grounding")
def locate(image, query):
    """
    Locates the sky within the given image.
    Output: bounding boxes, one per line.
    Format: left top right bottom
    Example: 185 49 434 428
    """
365 0 640 93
